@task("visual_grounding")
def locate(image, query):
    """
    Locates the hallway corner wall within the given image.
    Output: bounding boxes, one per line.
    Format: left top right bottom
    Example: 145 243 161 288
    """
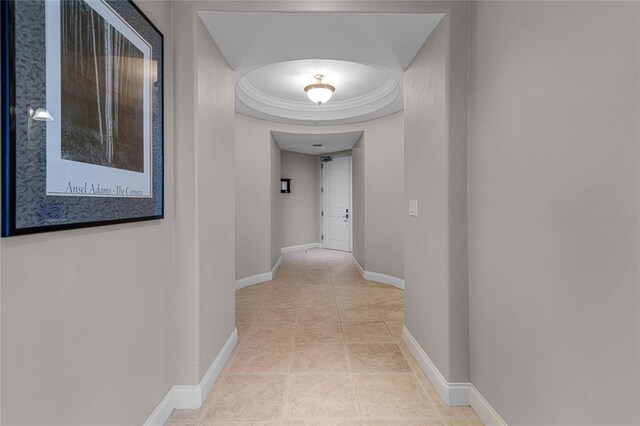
280 151 320 249
468 2 640 423
352 135 365 267
193 9 236 384
360 113 404 280
270 135 282 268
234 114 275 281
403 4 470 384
0 1 175 424
173 0 236 391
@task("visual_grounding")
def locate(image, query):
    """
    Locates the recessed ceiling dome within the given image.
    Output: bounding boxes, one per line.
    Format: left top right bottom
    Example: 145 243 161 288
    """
235 59 402 126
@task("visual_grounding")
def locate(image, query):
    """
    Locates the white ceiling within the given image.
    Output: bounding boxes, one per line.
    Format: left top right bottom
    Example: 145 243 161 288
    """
199 11 445 125
272 131 363 155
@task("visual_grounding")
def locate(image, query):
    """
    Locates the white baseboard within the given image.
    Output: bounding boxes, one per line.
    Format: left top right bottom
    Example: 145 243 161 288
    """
350 258 404 290
235 272 272 290
402 326 506 425
169 385 201 410
145 328 238 425
144 384 175 426
403 325 469 406
363 271 405 290
470 384 508 425
351 257 364 277
271 255 282 277
281 243 320 254
235 256 283 290
199 327 238 404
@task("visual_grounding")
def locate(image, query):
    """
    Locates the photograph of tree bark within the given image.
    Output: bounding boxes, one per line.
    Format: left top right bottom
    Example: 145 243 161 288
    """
60 0 145 173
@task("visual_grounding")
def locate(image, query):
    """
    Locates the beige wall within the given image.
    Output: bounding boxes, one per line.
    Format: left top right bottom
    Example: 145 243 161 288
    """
172 0 238 389
234 113 404 280
235 114 286 280
193 10 236 383
0 1 175 424
280 151 320 248
360 114 404 279
468 2 640 423
172 1 198 385
351 136 365 266
235 114 272 279
270 135 282 267
404 3 470 383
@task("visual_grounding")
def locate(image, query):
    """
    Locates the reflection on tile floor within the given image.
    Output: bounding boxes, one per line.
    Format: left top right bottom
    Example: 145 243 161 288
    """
166 249 483 426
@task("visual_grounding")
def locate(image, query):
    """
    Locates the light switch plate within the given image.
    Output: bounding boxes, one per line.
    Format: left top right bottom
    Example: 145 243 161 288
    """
409 200 418 217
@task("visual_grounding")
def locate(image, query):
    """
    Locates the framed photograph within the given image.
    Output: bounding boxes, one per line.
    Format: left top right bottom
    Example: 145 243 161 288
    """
1 0 164 237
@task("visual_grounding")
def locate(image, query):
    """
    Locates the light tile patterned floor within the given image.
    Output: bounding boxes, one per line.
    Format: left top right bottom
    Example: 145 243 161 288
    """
166 249 483 426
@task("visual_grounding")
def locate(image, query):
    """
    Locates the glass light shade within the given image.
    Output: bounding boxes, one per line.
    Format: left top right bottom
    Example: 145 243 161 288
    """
31 108 54 121
306 87 334 105
304 74 335 105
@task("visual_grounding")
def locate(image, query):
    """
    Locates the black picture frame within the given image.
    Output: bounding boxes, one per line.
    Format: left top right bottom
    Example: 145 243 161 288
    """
1 0 164 237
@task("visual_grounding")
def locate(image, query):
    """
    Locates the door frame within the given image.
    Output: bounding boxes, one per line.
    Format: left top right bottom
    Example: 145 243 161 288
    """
320 154 353 252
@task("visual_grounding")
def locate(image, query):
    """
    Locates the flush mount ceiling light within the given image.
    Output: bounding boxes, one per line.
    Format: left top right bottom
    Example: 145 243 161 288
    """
304 74 335 106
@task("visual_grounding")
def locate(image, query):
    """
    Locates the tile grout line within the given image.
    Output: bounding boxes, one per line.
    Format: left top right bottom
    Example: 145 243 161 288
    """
330 254 365 423
396 332 449 425
278 254 303 426
199 249 480 426
360 269 448 424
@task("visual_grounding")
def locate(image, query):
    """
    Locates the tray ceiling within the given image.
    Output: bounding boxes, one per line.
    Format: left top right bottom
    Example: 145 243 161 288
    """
199 11 445 125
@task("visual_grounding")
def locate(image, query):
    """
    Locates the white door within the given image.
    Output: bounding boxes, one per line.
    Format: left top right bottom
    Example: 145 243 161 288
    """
322 156 351 251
